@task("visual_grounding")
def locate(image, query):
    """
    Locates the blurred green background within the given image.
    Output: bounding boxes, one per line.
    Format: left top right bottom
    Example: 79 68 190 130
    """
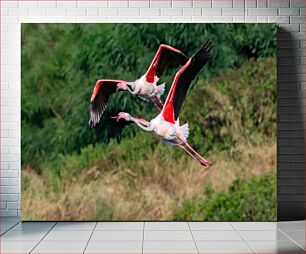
21 23 277 220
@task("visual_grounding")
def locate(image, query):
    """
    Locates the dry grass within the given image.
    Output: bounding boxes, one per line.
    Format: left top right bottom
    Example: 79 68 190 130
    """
22 140 275 220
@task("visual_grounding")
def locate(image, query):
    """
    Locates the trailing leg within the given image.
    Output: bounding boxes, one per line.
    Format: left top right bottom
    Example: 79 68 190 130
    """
177 136 211 166
176 143 208 167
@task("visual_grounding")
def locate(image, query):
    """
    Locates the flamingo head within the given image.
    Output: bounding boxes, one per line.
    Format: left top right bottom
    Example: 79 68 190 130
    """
116 82 133 91
111 112 131 122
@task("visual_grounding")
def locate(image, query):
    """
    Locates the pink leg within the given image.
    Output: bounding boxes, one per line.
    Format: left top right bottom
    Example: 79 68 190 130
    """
177 136 211 166
176 143 208 167
149 98 161 112
155 96 164 108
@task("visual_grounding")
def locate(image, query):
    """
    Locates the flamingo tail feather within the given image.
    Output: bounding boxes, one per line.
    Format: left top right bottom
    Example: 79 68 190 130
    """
156 83 165 97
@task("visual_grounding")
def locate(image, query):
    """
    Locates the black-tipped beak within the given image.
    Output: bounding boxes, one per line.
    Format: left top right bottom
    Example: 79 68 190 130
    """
110 116 119 122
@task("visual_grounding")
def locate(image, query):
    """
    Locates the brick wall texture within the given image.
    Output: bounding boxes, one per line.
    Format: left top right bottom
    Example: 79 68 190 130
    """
0 0 305 220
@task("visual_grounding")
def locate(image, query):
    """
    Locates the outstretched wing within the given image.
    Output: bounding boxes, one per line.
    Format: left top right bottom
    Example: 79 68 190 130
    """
162 41 213 124
145 44 189 83
88 79 124 128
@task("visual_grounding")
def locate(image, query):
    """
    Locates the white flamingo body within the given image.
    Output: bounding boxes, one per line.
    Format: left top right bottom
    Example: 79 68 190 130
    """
149 114 188 143
118 112 188 144
131 75 165 99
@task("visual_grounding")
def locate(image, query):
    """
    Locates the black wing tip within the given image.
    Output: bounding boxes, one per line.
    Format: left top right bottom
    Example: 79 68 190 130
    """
190 39 213 62
198 40 213 55
88 119 96 129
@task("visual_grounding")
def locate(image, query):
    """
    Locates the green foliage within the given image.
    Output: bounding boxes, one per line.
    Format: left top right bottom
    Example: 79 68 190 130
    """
172 171 276 221
21 23 276 168
181 57 276 155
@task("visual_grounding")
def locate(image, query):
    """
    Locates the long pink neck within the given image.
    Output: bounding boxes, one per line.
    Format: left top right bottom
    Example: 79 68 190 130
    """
130 117 153 132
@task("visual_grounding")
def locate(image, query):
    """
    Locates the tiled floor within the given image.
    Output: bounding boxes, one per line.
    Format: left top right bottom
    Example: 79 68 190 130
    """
0 218 304 253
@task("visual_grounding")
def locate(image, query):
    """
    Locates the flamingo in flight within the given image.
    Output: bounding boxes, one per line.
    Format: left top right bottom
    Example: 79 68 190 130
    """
112 41 213 167
88 44 188 128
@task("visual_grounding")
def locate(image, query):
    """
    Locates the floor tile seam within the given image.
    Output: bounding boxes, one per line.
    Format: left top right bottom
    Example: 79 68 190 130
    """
276 227 305 250
38 240 96 242
141 221 145 254
268 222 277 229
230 222 256 254
29 222 57 254
275 228 305 232
230 227 276 231
232 222 278 231
83 222 98 254
0 221 21 236
187 222 200 254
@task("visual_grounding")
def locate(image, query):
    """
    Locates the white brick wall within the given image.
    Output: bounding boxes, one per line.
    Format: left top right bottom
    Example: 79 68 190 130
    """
0 0 305 218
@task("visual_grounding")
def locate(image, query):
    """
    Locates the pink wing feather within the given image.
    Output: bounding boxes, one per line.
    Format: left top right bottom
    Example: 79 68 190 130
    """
145 44 188 83
161 40 213 124
162 59 192 124
89 79 125 128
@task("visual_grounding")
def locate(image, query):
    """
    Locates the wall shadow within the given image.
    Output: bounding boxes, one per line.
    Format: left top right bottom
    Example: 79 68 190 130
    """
277 27 305 221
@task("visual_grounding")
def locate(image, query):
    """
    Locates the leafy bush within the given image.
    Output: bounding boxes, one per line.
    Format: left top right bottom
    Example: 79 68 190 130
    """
181 57 276 154
172 171 276 221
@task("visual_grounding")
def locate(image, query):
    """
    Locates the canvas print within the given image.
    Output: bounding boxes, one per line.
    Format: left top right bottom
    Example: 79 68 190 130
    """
22 23 277 220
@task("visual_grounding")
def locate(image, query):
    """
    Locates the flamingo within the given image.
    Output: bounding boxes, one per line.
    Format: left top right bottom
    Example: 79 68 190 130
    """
117 44 189 109
88 44 188 128
112 41 213 167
